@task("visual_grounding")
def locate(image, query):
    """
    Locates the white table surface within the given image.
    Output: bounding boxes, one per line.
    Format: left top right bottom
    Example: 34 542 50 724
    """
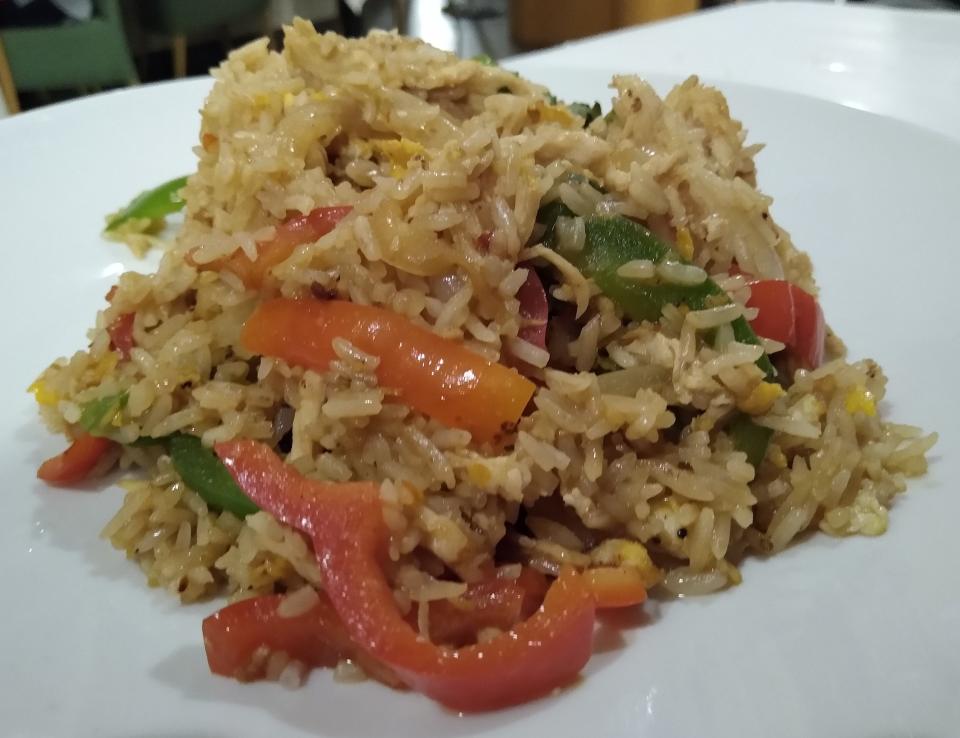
509 0 960 142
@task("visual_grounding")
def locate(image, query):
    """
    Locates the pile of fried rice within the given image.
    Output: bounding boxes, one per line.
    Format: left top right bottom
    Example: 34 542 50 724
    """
34 22 935 676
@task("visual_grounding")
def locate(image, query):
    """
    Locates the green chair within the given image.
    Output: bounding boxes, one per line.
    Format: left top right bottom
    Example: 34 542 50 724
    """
135 0 270 78
0 0 138 114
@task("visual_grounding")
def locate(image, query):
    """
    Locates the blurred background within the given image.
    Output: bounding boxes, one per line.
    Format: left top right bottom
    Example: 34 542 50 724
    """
1 0 956 116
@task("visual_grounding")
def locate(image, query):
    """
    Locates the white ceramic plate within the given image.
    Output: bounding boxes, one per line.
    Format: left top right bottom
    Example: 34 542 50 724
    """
1 68 957 738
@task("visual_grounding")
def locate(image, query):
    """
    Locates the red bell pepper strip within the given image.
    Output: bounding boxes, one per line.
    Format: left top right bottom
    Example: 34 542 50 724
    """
107 312 136 360
202 591 403 688
516 267 548 350
190 206 352 289
422 567 549 647
241 299 536 444
204 571 549 686
213 440 596 712
37 433 116 485
746 279 825 369
790 286 826 369
585 567 648 609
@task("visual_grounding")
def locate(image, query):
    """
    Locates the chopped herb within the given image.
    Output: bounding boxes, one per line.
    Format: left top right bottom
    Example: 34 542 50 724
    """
79 391 128 436
568 101 602 126
105 175 188 231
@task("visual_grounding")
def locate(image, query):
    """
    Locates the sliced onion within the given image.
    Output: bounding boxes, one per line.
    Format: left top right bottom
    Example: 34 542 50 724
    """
597 365 671 396
271 405 295 446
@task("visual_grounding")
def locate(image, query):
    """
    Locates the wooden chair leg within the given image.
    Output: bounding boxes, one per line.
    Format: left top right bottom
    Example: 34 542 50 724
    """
172 34 188 78
393 0 408 34
261 8 273 40
0 37 21 114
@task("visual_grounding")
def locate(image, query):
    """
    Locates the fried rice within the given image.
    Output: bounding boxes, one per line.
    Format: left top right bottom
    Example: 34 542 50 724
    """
32 21 936 699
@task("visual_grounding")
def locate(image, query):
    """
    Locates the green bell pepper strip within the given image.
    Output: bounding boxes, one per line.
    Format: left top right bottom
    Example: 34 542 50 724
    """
132 432 259 518
105 175 189 231
79 391 128 436
539 203 776 379
538 197 777 464
168 434 259 518
727 415 773 468
78 394 260 505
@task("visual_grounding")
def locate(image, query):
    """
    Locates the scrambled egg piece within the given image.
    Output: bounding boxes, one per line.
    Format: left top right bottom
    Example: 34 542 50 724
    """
845 385 877 416
768 443 788 469
28 378 58 407
89 352 118 382
467 462 492 485
675 226 694 261
823 490 888 536
532 101 576 126
797 393 827 421
30 352 118 408
373 138 425 177
738 381 785 415
590 538 662 588
279 90 327 110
